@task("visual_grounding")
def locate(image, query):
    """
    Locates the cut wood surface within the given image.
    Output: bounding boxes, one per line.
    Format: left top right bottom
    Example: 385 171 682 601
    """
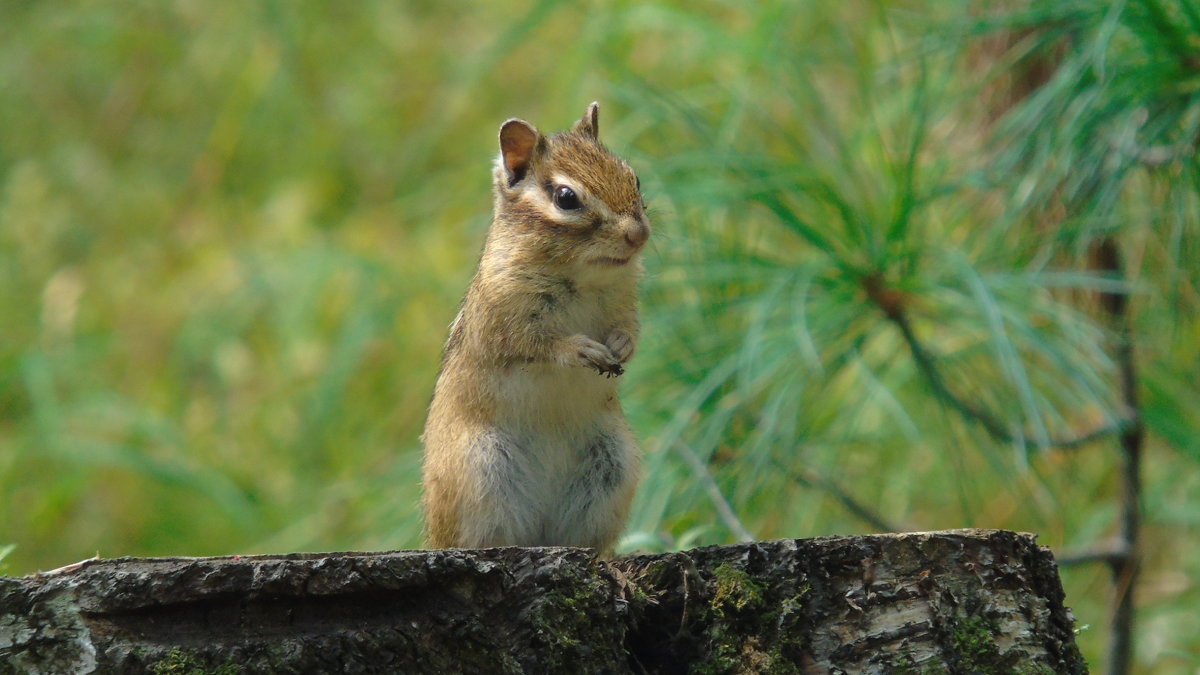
0 529 1086 673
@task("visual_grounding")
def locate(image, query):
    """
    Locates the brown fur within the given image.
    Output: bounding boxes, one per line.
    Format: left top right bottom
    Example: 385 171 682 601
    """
421 103 649 555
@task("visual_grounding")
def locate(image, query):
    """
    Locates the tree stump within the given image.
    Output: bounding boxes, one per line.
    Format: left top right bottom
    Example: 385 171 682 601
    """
0 529 1086 673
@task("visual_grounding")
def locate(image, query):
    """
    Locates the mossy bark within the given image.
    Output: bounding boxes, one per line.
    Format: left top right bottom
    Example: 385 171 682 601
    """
0 529 1086 674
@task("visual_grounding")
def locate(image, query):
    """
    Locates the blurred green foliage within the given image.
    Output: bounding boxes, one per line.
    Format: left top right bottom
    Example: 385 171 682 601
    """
1 0 1198 669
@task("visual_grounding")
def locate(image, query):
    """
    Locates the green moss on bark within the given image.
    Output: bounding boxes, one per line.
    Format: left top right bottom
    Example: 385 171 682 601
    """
148 648 241 675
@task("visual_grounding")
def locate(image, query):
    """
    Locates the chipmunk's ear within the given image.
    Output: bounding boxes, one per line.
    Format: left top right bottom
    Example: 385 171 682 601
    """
572 101 599 140
499 119 541 187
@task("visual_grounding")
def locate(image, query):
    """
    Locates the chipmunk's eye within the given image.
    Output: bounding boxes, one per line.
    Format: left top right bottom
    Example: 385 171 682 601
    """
553 185 582 211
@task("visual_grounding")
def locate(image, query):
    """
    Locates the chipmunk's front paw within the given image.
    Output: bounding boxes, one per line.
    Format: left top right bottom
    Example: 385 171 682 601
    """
605 330 636 364
563 334 624 377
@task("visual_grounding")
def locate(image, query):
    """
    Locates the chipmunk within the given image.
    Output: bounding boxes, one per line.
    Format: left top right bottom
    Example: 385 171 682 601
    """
421 102 649 555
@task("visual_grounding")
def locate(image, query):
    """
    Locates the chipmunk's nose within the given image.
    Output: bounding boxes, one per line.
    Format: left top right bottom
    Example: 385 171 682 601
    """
623 218 650 250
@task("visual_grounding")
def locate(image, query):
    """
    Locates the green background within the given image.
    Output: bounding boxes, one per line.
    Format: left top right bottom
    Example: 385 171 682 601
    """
2 0 1198 670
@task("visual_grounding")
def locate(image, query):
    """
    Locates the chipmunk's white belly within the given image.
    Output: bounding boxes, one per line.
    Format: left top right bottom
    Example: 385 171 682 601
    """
475 362 631 547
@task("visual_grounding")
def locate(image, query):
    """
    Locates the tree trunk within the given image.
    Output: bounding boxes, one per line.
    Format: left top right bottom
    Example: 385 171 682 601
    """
0 529 1086 674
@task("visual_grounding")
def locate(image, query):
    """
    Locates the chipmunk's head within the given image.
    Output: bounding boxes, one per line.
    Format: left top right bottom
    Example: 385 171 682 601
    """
491 102 650 270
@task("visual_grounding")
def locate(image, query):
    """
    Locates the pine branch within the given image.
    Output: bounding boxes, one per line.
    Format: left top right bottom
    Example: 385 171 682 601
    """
772 459 904 534
1094 237 1144 675
674 442 756 543
1056 540 1128 567
864 277 1131 451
